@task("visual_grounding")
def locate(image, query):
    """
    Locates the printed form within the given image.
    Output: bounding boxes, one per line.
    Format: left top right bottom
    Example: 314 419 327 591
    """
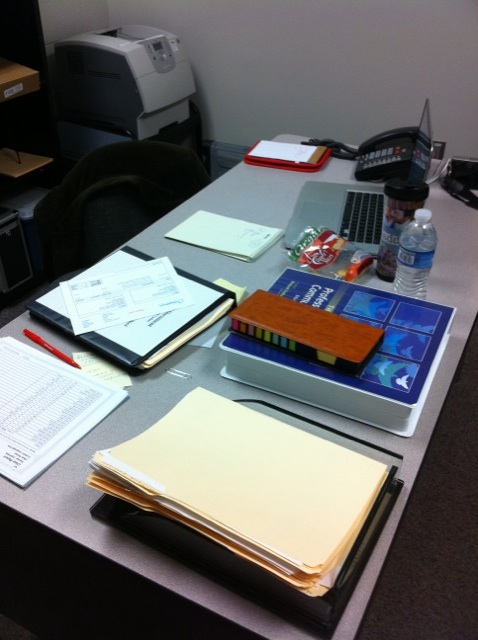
60 257 194 335
0 337 127 487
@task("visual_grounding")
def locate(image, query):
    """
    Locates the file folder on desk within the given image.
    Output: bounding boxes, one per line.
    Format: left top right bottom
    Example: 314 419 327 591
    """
90 394 403 634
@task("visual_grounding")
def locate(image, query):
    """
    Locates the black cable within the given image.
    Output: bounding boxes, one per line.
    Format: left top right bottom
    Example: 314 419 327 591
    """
301 138 358 161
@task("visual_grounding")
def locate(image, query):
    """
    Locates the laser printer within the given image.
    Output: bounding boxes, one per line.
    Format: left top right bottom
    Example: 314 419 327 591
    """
55 25 196 141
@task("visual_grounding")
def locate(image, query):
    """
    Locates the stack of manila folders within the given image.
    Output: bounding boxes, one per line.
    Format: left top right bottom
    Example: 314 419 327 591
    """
87 387 389 597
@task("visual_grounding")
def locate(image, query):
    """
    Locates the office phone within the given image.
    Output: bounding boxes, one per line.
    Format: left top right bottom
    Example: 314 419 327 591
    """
354 127 420 181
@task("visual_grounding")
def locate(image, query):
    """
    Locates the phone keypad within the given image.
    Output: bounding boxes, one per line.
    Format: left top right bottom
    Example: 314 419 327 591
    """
355 139 415 180
359 144 411 169
365 147 397 162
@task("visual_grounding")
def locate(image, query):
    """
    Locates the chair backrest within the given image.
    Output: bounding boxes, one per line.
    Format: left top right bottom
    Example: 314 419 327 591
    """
82 183 161 266
34 140 211 280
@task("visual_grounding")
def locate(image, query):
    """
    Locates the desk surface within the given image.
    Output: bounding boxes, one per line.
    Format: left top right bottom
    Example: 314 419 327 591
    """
1 136 477 640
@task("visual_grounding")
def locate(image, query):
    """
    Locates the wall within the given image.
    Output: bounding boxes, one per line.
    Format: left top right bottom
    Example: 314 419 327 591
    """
38 0 109 62
38 0 478 158
107 0 478 157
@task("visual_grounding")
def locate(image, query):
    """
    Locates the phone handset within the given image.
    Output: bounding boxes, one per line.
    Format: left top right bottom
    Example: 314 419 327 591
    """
355 126 419 182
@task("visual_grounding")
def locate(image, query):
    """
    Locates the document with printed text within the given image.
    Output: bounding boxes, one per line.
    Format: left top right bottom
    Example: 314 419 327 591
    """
0 337 127 487
60 257 194 335
26 247 236 370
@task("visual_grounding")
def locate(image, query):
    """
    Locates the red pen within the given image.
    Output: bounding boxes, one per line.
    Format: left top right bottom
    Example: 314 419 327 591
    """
23 329 81 369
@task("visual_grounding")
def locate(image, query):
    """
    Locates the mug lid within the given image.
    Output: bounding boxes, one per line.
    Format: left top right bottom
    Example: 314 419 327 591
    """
384 178 430 201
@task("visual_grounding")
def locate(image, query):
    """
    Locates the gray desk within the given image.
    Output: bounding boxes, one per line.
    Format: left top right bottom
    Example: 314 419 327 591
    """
1 136 477 640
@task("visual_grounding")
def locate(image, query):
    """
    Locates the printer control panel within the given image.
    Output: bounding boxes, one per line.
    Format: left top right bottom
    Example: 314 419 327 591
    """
143 36 175 73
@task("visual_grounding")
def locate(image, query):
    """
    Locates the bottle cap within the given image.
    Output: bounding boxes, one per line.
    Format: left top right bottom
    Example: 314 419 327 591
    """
414 208 432 223
384 178 430 201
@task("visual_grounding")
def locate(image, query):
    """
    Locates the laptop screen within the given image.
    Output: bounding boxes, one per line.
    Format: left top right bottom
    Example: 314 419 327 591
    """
283 100 433 252
407 98 432 182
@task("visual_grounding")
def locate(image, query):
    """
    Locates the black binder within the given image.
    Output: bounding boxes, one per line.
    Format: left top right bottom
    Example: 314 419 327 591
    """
91 401 403 636
26 246 236 370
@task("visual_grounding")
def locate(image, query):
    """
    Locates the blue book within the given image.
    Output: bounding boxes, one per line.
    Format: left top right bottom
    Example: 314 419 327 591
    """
220 268 455 437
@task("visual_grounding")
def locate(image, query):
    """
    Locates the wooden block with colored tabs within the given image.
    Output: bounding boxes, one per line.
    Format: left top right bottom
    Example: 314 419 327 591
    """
228 289 384 374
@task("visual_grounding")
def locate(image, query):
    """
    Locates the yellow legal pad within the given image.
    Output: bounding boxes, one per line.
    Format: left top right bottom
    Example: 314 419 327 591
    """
87 387 388 596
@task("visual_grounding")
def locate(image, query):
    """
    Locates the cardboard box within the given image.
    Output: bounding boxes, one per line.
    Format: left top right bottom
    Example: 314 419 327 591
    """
0 57 40 103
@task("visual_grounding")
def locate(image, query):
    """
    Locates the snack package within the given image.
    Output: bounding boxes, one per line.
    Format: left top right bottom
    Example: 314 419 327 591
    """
288 226 373 282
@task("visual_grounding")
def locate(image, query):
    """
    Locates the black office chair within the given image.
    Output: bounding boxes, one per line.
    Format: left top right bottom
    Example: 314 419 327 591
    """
34 140 211 280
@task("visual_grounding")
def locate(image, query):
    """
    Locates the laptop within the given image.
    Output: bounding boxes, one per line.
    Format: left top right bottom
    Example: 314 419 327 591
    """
283 100 432 254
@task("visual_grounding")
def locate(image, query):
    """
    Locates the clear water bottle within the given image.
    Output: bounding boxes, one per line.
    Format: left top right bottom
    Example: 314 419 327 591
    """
393 209 437 299
376 179 429 282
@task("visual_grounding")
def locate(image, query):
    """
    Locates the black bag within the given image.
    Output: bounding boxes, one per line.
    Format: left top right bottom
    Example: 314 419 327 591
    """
441 158 478 209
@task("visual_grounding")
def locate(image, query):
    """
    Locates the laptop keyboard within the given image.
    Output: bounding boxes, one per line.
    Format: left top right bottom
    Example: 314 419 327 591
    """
340 191 384 245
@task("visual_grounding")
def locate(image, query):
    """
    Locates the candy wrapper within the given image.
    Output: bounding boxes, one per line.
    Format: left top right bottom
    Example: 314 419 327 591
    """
288 227 373 282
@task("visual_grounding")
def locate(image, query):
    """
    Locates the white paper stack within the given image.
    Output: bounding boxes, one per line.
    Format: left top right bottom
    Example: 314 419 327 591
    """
165 210 283 261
